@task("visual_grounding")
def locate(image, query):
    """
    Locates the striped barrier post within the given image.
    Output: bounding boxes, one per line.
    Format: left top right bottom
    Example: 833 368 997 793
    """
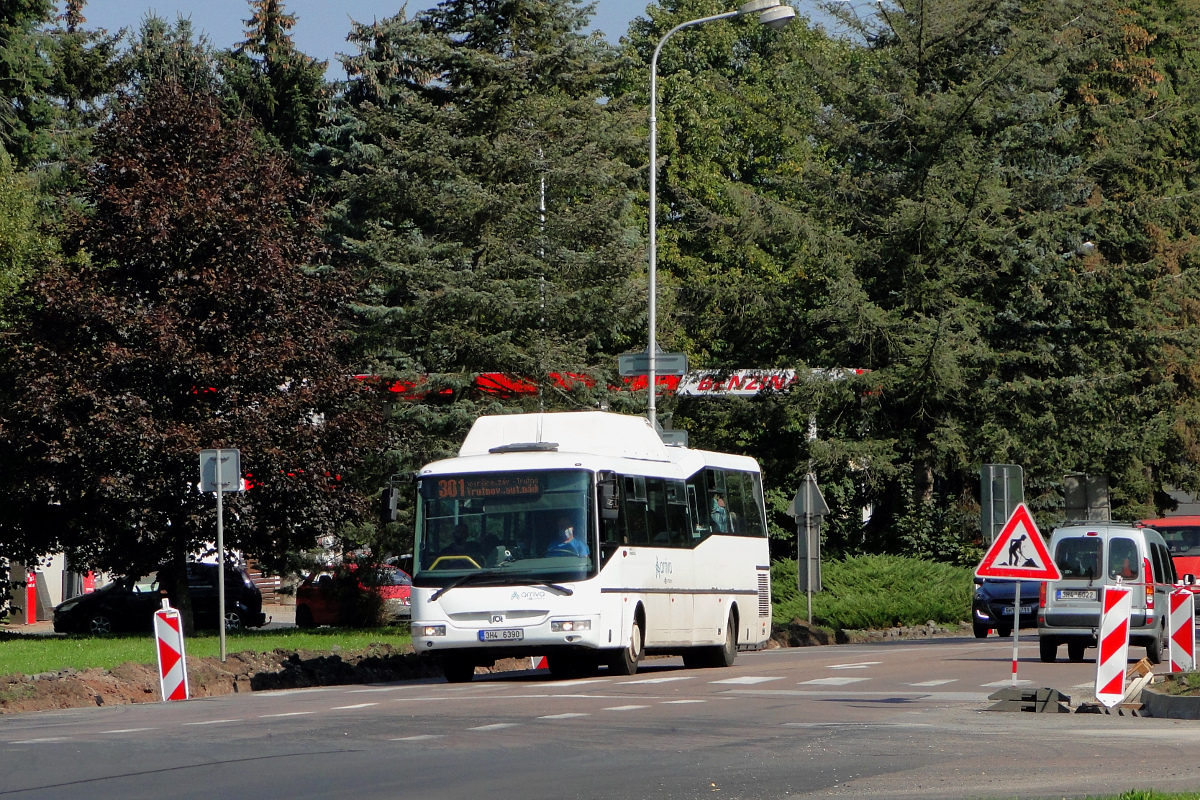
1170 588 1195 674
1095 585 1132 708
154 601 190 702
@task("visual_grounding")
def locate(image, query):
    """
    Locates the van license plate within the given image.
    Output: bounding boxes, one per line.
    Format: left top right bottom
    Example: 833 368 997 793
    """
479 629 523 642
1057 590 1096 601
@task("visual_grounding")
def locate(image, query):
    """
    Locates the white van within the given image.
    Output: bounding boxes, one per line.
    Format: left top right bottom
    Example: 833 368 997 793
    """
1037 522 1178 663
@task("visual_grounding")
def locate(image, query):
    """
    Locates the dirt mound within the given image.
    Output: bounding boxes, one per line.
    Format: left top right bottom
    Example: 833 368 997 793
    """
0 644 455 715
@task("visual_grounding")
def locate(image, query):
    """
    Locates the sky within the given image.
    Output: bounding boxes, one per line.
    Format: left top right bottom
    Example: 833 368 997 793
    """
77 0 654 69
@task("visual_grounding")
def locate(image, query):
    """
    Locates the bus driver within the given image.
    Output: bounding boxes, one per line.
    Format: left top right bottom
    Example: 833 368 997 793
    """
546 514 589 558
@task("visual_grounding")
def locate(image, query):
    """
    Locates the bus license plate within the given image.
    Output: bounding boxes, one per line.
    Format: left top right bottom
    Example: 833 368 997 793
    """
1057 589 1096 601
479 629 523 642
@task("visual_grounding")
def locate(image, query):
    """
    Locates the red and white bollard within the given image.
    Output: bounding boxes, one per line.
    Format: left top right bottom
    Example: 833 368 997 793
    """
1169 588 1196 673
529 656 548 671
154 601 190 702
1095 585 1132 708
25 571 37 625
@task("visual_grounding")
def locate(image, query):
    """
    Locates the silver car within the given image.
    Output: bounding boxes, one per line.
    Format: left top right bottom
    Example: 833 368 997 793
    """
1037 522 1176 664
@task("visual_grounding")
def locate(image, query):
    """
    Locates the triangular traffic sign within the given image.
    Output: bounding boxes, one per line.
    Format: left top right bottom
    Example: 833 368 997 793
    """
975 503 1061 580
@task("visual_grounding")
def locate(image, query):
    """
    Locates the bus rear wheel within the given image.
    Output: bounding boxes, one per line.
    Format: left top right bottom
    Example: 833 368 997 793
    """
608 621 643 676
683 615 738 669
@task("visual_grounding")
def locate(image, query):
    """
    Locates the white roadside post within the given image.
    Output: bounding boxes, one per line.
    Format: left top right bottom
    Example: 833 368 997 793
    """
974 504 1060 686
200 448 242 662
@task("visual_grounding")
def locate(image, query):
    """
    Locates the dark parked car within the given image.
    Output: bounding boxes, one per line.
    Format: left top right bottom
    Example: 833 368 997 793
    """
53 562 267 635
972 578 1042 638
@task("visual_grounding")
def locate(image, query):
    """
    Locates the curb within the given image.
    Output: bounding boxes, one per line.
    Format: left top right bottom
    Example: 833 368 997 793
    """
1141 686 1200 719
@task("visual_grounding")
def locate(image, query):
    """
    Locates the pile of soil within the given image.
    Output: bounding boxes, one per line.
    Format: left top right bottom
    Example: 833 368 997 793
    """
0 644 489 715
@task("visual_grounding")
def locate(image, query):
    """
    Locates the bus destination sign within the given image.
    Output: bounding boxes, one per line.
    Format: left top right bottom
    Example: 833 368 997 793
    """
436 475 541 500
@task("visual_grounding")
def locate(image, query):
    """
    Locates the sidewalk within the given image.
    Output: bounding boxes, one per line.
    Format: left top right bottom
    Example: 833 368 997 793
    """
2 604 295 635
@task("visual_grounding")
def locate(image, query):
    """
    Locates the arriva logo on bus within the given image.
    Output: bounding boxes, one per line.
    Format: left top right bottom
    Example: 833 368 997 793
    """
510 589 547 600
656 557 673 577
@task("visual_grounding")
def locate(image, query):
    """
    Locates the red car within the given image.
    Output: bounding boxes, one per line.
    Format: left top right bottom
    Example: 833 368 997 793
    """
294 565 412 627
1140 516 1200 584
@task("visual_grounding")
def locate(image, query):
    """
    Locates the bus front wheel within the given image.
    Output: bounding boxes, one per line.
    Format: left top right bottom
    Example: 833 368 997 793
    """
442 657 475 683
608 621 643 676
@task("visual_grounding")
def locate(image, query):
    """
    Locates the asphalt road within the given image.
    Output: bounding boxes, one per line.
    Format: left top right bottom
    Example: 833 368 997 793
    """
3 636 1199 800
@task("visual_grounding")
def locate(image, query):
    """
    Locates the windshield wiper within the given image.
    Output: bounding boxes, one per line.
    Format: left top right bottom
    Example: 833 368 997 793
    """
430 569 505 601
430 572 575 601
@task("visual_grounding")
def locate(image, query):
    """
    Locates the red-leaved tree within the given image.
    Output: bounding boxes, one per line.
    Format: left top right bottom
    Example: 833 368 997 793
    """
0 81 379 622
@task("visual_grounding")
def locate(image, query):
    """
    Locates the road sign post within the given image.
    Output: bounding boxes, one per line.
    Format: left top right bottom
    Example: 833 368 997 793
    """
975 503 1061 686
199 448 242 662
155 600 190 702
787 474 829 627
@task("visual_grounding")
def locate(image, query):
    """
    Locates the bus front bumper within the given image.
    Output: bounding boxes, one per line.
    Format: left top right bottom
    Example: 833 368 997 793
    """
412 616 604 656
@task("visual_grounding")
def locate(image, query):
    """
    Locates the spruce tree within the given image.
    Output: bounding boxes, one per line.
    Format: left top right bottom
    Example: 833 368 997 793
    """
321 0 646 503
219 0 328 158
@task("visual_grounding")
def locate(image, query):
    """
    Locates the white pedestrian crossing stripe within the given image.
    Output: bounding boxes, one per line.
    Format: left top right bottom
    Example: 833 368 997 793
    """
827 661 881 670
798 677 870 686
905 679 957 687
710 676 782 685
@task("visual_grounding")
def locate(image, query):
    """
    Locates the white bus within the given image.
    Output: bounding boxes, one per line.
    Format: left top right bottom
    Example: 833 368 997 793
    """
410 411 773 682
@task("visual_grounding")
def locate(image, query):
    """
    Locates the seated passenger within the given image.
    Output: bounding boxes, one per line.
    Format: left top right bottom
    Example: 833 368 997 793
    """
545 514 589 557
710 493 729 533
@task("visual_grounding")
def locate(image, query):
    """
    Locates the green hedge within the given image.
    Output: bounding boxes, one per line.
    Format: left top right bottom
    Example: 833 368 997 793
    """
771 554 974 631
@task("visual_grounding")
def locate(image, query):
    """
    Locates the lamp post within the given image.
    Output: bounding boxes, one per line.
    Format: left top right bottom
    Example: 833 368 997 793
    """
647 0 797 429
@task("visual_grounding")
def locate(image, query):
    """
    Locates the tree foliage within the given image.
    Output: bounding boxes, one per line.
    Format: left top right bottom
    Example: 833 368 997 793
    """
0 82 380 587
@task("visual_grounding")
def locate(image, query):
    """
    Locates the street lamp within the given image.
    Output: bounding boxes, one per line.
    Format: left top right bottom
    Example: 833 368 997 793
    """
646 0 797 429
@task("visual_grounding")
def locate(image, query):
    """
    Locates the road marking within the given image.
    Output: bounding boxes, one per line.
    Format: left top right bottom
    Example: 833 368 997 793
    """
710 676 781 685
981 679 1032 687
827 661 882 670
468 723 519 731
349 686 422 694
1072 683 1096 690
906 679 957 687
331 703 379 710
256 688 337 697
183 719 242 726
8 737 69 744
547 679 610 688
604 705 650 711
100 728 157 734
620 676 695 685
785 722 931 729
661 700 706 704
538 713 591 719
798 677 870 686
259 712 315 718
391 734 445 741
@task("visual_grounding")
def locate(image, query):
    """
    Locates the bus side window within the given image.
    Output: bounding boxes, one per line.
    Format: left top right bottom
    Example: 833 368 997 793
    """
723 470 747 535
623 476 650 546
686 479 707 541
741 473 767 537
645 478 672 546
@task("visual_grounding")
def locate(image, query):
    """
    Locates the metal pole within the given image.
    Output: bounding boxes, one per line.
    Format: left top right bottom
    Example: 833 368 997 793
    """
805 511 813 626
648 11 737 429
216 448 226 662
1010 581 1020 687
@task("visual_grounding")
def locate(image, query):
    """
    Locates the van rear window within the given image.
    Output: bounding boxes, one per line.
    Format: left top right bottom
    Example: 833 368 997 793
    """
1055 538 1102 579
1108 538 1140 581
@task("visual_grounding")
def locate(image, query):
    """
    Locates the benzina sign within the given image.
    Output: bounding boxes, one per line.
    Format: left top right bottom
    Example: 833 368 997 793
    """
677 368 870 397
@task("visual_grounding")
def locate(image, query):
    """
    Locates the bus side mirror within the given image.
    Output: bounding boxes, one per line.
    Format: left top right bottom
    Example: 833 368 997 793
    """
598 472 619 520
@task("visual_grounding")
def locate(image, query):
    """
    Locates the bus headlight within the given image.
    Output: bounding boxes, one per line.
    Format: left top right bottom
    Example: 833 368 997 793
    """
421 625 446 636
551 620 591 632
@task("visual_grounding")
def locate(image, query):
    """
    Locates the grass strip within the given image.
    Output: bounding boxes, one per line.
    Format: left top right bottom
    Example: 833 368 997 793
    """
0 627 412 677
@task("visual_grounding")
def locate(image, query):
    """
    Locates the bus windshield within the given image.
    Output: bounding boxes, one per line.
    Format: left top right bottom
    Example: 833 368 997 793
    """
413 469 595 586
